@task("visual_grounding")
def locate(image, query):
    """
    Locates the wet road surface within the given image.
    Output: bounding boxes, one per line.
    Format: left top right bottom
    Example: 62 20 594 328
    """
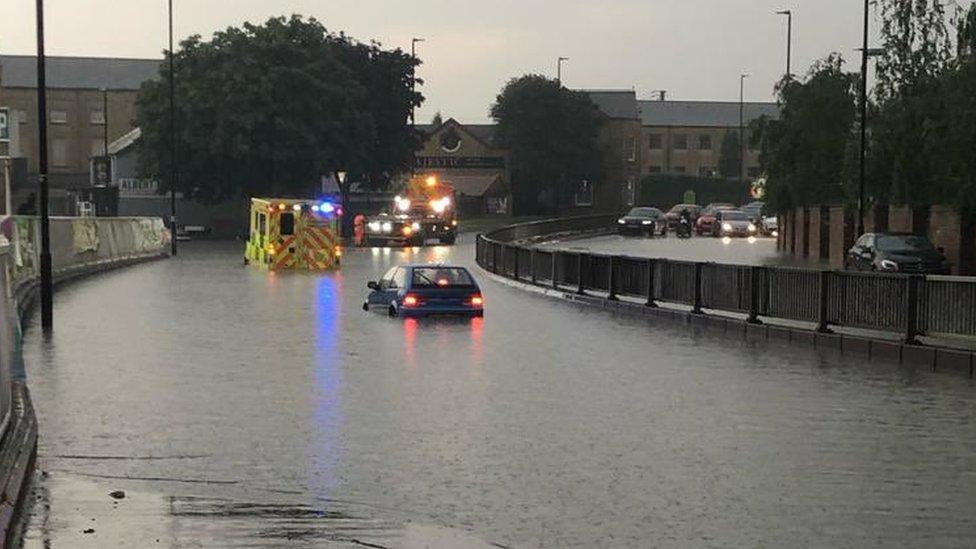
17 238 976 548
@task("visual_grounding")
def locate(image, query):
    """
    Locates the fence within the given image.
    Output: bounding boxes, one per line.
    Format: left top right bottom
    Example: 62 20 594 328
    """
476 218 976 343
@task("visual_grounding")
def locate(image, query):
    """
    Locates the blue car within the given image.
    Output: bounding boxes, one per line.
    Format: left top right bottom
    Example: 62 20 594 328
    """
363 264 484 317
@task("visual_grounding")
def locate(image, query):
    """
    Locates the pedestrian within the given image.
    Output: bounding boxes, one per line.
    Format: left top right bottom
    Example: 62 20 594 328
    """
353 213 366 247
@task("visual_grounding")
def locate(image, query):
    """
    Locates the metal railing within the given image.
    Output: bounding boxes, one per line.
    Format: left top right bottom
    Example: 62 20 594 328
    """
477 218 976 343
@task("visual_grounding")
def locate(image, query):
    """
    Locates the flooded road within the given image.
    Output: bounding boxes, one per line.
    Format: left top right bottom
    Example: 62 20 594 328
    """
17 238 976 548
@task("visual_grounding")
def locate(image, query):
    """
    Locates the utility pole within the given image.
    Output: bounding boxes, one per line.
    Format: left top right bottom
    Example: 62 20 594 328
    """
776 10 793 79
168 0 178 255
557 57 568 86
36 0 53 332
739 74 749 184
858 0 869 237
411 37 424 126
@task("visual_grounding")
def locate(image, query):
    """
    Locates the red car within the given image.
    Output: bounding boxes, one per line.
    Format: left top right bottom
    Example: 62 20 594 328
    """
695 204 735 235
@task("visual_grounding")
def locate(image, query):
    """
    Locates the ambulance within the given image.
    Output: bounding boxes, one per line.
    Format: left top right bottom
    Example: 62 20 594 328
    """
244 198 342 270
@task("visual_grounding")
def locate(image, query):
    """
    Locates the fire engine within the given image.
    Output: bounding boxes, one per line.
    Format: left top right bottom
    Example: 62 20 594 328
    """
364 175 458 246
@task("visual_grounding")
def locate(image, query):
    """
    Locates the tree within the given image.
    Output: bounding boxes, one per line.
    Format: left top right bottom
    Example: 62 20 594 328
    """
136 15 422 204
718 131 741 180
431 111 443 127
490 75 602 214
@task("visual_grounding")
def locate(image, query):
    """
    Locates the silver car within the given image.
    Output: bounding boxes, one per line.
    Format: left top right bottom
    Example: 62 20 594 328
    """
712 210 759 237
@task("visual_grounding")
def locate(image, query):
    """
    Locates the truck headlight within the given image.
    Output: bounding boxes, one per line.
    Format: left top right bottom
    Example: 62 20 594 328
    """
368 221 380 232
411 222 421 231
381 222 392 233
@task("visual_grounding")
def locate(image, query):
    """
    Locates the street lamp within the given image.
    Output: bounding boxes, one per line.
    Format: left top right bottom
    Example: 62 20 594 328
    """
168 0 178 255
739 73 750 184
557 57 569 86
35 0 53 332
411 37 424 126
856 0 879 237
776 10 793 79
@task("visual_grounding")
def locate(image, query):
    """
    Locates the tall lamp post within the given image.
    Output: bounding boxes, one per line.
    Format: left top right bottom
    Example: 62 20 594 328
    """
168 0 178 255
557 57 568 86
739 73 750 184
857 0 870 237
776 10 793 79
411 37 424 126
35 0 53 332
101 87 109 161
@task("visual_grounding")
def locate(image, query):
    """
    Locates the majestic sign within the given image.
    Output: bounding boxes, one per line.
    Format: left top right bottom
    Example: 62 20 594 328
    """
0 108 9 142
416 156 505 169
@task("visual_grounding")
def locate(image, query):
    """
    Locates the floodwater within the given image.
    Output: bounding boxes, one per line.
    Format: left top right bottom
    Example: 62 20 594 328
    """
16 238 976 548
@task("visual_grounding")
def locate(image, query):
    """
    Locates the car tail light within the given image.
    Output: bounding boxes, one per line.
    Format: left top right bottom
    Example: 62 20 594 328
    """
403 295 420 307
470 295 484 307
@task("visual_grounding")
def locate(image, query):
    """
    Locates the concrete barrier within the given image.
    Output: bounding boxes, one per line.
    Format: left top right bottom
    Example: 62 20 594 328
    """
0 215 169 546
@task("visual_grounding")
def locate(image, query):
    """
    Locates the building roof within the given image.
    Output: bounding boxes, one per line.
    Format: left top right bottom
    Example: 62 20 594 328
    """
448 174 505 197
639 100 780 128
108 127 141 155
0 55 161 90
464 124 497 145
582 90 639 120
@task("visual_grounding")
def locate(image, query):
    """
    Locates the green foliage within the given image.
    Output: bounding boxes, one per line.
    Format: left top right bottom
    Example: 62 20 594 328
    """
490 75 603 215
718 131 740 180
136 15 422 203
431 111 443 127
754 54 858 213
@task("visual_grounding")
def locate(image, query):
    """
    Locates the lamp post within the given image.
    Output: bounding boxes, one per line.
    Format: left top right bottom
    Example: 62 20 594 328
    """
168 0 178 255
857 0 869 237
411 37 424 126
739 73 749 184
557 57 568 86
35 0 53 332
101 87 109 161
776 10 792 79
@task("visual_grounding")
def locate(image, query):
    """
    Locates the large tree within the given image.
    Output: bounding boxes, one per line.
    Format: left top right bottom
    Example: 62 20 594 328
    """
490 75 602 215
136 15 422 204
718 131 741 180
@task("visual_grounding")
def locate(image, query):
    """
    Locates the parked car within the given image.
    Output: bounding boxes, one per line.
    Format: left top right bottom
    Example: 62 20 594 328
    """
846 233 950 274
617 207 667 236
711 209 759 237
695 204 735 235
363 264 484 317
665 204 702 229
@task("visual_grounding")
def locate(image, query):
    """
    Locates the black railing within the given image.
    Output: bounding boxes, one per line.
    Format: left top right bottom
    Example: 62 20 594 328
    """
476 218 976 343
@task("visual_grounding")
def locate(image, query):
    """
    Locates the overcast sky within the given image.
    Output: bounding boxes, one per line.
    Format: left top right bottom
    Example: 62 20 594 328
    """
1 0 971 122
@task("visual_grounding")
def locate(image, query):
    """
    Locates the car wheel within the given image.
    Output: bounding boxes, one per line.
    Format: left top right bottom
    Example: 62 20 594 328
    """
388 305 398 318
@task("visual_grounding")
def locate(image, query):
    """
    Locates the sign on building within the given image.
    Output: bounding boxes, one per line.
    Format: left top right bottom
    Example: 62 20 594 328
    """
0 108 9 142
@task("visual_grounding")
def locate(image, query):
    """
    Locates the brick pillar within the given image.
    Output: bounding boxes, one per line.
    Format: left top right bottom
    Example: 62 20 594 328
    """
888 205 912 233
829 206 848 269
808 206 822 261
929 205 962 275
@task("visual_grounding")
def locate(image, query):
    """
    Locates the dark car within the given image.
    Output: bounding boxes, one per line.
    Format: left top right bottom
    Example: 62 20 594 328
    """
695 204 735 235
711 209 759 237
363 264 484 317
617 207 667 236
364 213 425 246
846 233 950 274
665 204 702 228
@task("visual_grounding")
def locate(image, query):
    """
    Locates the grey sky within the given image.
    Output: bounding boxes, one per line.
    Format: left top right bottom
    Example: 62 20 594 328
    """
1 1 971 122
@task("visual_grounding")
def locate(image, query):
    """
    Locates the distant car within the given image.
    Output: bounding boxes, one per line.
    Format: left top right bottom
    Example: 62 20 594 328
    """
363 264 484 317
695 204 735 235
711 209 759 237
665 204 702 229
364 213 425 247
761 216 778 236
617 207 666 236
846 233 950 274
741 201 765 221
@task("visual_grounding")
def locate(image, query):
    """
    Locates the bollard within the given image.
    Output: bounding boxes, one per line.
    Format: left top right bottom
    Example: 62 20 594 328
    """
530 249 538 285
904 275 923 345
692 262 704 314
607 256 618 301
747 266 764 324
816 270 832 334
645 258 657 308
577 253 586 295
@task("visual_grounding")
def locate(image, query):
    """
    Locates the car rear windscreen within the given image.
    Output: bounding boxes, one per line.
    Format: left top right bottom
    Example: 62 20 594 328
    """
412 267 476 288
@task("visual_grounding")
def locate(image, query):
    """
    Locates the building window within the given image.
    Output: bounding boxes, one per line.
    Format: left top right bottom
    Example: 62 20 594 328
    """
698 166 716 178
50 110 68 124
673 165 687 174
648 165 663 174
698 135 712 150
91 110 106 125
52 139 70 167
672 134 688 151
624 137 637 163
648 134 663 150
574 180 593 207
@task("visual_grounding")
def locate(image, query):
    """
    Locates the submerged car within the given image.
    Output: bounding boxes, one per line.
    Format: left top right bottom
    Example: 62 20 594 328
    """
617 207 666 236
711 209 759 237
846 233 950 274
363 264 484 317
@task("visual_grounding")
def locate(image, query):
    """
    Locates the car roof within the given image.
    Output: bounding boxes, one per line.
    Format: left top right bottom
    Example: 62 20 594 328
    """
400 263 469 270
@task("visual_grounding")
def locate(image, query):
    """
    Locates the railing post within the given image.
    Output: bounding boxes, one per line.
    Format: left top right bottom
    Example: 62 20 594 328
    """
905 274 922 345
512 246 520 282
530 249 538 285
645 258 657 308
816 270 832 334
747 265 763 324
552 251 559 290
607 256 618 301
577 253 586 295
692 262 703 314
